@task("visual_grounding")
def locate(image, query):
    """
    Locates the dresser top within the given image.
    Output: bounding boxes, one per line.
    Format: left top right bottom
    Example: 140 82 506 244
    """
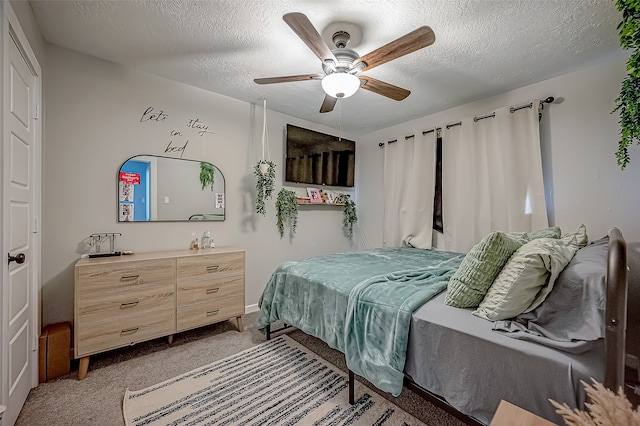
75 246 244 267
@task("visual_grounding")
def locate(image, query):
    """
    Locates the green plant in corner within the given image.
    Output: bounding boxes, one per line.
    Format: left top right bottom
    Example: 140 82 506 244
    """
613 0 640 170
336 194 358 239
199 162 215 190
254 160 276 216
275 188 298 238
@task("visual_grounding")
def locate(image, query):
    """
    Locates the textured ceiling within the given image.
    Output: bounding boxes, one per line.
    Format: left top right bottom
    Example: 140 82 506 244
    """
29 0 622 134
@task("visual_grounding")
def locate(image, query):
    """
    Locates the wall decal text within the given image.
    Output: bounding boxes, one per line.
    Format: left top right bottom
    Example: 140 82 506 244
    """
140 106 168 123
165 140 189 158
137 106 215 159
187 118 214 137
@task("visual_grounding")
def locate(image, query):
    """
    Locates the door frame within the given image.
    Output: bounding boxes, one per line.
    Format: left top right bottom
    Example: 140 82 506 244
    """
1 0 42 418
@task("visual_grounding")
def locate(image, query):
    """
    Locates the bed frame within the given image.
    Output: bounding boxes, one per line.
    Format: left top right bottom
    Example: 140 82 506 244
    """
605 227 628 391
266 228 629 425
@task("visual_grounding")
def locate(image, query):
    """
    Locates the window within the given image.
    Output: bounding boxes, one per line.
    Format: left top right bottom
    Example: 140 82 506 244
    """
433 136 443 233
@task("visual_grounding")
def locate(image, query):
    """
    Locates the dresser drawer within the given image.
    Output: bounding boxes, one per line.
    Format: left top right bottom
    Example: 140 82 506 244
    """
76 307 176 357
77 259 175 296
177 297 244 331
77 284 175 324
177 275 243 306
177 252 244 282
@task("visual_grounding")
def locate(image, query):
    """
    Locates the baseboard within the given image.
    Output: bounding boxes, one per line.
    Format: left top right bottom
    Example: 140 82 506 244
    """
245 303 259 314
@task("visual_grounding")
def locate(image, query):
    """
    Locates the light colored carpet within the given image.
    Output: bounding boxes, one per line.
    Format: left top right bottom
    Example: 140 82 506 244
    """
16 312 465 426
123 335 427 426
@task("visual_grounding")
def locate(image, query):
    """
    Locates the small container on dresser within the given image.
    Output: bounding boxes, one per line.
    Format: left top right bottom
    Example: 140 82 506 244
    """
74 247 245 380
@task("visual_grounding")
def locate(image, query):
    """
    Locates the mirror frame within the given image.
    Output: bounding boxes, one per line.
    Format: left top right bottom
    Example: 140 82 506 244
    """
117 155 225 222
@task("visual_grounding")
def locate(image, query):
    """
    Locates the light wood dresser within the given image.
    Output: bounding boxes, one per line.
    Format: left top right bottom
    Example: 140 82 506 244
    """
74 247 245 380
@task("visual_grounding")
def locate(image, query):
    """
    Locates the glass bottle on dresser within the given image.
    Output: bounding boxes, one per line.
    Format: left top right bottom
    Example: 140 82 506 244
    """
201 230 213 249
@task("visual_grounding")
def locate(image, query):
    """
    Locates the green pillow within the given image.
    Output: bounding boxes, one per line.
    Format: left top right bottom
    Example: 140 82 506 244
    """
473 224 588 321
507 226 562 241
527 224 588 309
526 226 561 240
445 231 528 308
561 224 589 248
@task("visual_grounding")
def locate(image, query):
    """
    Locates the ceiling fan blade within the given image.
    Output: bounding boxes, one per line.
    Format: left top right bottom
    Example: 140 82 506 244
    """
320 95 337 113
355 26 435 72
283 12 338 64
254 74 323 84
359 76 410 101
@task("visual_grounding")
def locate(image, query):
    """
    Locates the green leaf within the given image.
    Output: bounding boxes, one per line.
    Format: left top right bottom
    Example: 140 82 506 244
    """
199 162 215 190
254 160 276 216
614 1 640 169
336 194 358 239
275 188 298 238
612 74 640 170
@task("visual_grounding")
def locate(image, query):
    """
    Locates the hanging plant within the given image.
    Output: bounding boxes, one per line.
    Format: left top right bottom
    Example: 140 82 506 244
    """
613 0 640 170
254 160 276 216
199 162 215 190
275 188 298 238
336 194 358 239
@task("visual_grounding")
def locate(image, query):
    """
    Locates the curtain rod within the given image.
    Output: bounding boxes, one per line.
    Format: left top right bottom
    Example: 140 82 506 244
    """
472 96 555 123
379 139 398 147
379 96 555 146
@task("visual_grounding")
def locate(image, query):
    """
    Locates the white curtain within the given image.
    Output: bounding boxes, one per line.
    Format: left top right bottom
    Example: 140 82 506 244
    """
442 101 548 252
383 131 436 248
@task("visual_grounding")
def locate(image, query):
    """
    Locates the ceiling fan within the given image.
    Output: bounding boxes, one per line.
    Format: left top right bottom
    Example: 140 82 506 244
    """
254 12 435 113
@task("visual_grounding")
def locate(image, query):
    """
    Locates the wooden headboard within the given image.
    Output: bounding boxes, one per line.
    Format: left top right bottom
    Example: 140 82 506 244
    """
605 227 628 391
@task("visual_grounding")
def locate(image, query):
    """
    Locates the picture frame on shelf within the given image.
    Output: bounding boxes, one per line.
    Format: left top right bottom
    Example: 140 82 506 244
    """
307 187 322 203
322 190 336 204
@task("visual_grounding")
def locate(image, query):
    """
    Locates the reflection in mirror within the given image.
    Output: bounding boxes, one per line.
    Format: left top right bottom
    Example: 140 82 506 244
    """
118 155 225 222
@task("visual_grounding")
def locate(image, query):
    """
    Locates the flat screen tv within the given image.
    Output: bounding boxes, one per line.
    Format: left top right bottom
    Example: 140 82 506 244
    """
285 124 355 187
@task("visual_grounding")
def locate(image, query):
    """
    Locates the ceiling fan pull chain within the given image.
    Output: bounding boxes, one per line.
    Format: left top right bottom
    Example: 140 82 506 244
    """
338 99 342 141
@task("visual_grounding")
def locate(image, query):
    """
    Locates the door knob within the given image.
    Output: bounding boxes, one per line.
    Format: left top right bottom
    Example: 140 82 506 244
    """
7 253 25 265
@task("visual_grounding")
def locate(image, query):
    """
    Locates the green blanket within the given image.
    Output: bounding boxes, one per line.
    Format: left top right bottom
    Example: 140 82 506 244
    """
257 247 464 396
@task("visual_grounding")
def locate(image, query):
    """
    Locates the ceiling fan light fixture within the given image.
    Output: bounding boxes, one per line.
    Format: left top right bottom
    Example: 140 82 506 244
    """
321 73 360 98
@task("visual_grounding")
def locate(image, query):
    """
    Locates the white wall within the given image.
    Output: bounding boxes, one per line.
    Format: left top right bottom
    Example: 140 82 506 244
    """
357 51 640 249
42 45 358 326
38 38 640 326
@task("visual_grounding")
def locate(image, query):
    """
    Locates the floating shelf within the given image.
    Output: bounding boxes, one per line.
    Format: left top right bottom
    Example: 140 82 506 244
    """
297 202 345 207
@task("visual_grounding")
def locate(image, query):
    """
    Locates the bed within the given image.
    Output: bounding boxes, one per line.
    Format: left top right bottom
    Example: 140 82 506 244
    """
257 227 629 425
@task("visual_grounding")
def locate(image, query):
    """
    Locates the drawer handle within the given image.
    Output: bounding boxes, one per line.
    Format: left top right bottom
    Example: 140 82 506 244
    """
206 265 219 272
206 287 220 294
120 275 139 281
121 327 139 335
206 309 220 316
120 301 139 308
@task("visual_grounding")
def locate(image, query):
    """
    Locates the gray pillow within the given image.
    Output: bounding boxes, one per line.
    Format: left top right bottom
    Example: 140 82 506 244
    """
493 235 608 353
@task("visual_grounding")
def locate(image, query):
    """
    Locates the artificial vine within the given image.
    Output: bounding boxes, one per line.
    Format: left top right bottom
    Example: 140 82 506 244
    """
275 188 299 238
336 194 358 239
199 162 215 190
613 0 640 170
254 160 276 216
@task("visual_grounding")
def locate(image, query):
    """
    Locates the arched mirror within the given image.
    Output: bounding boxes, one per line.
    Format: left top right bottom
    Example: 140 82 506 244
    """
117 155 225 222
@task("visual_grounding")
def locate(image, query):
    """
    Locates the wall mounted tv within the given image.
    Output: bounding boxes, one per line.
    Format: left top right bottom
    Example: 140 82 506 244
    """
285 124 355 187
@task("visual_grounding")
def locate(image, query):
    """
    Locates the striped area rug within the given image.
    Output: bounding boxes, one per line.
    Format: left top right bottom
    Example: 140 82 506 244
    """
123 335 426 426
